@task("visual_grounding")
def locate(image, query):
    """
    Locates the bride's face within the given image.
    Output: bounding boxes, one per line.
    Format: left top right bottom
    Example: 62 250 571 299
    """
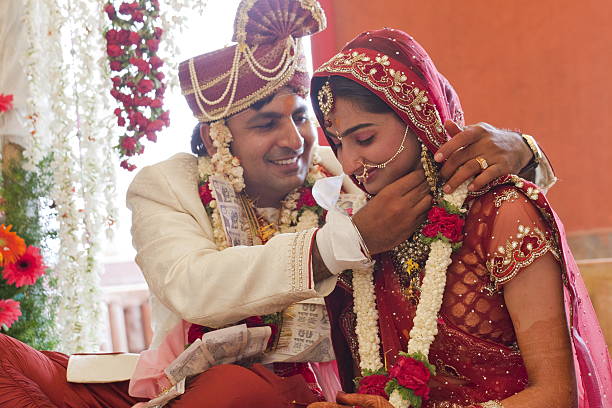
325 97 421 195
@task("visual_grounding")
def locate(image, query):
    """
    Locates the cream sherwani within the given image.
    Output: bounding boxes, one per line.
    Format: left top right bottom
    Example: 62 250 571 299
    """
127 146 359 348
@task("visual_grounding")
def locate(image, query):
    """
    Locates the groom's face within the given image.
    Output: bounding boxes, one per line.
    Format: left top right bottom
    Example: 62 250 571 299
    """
225 88 316 204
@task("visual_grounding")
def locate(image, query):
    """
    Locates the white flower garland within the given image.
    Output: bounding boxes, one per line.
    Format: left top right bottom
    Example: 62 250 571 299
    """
353 180 471 408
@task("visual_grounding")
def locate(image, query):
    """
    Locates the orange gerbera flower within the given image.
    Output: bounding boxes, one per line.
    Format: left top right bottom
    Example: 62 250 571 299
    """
0 224 26 266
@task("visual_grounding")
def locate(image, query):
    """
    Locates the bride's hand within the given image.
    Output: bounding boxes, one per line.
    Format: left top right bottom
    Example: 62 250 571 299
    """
307 391 394 408
435 120 534 193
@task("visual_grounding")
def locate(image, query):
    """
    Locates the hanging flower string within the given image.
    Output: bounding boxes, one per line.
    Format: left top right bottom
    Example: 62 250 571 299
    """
104 0 170 171
0 225 47 330
353 181 470 408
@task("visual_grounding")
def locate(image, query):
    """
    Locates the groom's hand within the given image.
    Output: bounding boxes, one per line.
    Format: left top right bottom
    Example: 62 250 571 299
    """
435 120 533 193
352 169 432 255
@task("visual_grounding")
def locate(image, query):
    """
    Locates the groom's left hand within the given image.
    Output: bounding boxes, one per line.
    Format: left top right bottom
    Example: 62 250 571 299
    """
307 391 394 408
435 120 533 193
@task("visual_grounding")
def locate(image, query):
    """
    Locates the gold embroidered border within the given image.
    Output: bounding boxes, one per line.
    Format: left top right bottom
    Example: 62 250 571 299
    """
493 188 519 208
315 50 447 149
486 225 558 289
288 228 316 291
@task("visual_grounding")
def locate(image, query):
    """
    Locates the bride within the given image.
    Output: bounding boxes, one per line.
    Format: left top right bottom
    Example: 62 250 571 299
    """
307 28 611 408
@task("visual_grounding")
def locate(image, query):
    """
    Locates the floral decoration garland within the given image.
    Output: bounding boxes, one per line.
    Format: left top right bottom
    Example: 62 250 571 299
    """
352 180 471 408
104 0 170 171
0 225 47 331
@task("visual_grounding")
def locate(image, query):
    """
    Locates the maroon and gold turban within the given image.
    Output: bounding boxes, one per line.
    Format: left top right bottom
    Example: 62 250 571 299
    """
179 0 326 123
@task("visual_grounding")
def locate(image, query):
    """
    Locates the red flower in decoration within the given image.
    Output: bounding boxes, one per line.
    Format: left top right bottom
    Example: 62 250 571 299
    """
0 94 14 113
104 4 116 19
109 60 122 71
120 160 136 171
388 356 431 398
128 31 141 45
2 246 47 288
146 119 164 133
357 374 389 398
421 206 465 243
199 183 214 205
120 136 137 153
106 44 123 57
147 39 160 53
296 187 316 210
105 0 168 171
129 57 150 74
137 79 154 94
0 299 21 329
149 55 163 69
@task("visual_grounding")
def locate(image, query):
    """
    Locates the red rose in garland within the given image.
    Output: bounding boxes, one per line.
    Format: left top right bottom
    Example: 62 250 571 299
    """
357 374 389 398
421 206 465 243
388 355 431 399
104 0 169 171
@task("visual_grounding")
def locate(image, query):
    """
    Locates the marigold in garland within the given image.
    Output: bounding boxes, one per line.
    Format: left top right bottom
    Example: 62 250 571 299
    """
0 299 21 329
0 224 26 266
2 245 47 288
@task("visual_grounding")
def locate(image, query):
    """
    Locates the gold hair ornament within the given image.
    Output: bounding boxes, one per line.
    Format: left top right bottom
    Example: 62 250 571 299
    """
317 80 335 127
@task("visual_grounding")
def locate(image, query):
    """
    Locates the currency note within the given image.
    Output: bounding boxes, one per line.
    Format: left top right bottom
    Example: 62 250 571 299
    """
239 326 271 361
202 323 248 365
262 299 335 363
163 339 214 385
209 175 251 246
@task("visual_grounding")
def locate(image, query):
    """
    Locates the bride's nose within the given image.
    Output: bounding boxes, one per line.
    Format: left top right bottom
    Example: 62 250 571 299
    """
338 146 362 177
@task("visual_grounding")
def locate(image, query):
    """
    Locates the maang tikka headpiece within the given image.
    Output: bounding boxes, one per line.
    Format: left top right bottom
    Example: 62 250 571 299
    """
317 80 335 130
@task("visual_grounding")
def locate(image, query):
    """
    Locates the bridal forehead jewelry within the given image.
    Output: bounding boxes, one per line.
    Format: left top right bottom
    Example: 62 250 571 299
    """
356 125 409 184
318 80 341 136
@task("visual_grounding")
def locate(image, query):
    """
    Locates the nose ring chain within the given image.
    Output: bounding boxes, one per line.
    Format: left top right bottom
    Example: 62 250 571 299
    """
356 125 409 184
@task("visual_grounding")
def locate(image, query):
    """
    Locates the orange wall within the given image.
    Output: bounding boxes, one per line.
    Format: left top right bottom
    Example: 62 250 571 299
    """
312 0 612 233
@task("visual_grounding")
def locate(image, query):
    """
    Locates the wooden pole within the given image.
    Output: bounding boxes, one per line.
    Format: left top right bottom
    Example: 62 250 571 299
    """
2 141 23 172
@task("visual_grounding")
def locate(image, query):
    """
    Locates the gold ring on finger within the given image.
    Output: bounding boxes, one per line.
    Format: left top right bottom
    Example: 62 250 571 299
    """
475 157 488 171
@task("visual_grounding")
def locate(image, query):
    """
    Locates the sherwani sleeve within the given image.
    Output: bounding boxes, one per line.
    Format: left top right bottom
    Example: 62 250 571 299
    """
127 156 337 329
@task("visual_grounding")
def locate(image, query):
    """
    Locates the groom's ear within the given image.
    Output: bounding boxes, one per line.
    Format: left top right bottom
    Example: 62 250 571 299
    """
199 123 217 155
